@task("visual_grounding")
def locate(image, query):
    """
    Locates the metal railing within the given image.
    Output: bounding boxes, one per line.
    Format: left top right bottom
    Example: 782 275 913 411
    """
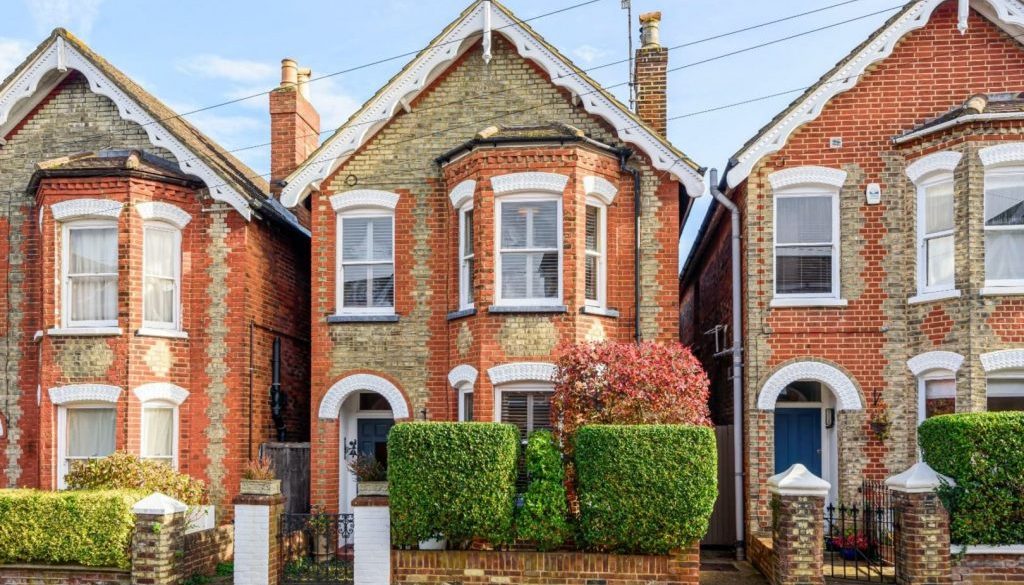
281 513 354 585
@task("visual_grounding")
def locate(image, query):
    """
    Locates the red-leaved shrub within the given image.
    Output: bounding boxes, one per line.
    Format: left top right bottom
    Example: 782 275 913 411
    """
551 341 711 447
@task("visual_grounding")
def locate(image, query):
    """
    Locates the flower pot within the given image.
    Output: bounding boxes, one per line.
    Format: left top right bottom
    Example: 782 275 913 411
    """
841 547 860 561
240 478 281 495
314 533 332 563
418 537 447 550
357 481 388 496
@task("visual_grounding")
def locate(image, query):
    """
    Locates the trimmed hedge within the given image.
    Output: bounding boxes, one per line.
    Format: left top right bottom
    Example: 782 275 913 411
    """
919 412 1024 545
574 424 717 554
0 489 143 568
389 422 519 547
66 451 206 505
516 431 571 550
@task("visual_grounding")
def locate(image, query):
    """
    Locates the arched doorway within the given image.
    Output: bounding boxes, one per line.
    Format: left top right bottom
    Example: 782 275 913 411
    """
758 361 862 503
318 374 410 514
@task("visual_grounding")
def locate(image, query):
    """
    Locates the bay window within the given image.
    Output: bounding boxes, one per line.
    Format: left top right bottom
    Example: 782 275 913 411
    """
496 197 562 305
584 203 605 307
459 205 474 309
984 168 1024 287
773 190 839 300
919 178 956 292
338 212 395 313
142 224 181 329
64 222 118 327
987 374 1024 411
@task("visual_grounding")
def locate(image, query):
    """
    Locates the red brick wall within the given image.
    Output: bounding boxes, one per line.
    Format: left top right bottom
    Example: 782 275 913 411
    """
0 566 130 584
953 553 1024 583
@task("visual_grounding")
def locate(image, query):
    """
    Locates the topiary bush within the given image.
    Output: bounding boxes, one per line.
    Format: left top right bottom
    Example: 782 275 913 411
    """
389 422 518 548
516 431 571 550
65 451 206 505
574 425 717 554
919 412 1024 545
0 489 143 568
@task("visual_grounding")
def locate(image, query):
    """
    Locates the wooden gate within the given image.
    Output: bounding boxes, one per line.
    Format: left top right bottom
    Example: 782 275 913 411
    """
262 442 310 515
702 424 737 547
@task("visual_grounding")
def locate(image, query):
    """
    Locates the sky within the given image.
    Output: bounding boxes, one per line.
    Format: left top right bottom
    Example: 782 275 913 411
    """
0 0 904 266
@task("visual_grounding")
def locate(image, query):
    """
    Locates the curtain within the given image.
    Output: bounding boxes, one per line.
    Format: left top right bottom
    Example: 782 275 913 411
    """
144 228 176 324
987 378 1024 412
67 408 115 458
143 408 174 459
986 232 1024 281
985 177 1024 282
68 228 117 322
927 235 955 287
925 183 954 234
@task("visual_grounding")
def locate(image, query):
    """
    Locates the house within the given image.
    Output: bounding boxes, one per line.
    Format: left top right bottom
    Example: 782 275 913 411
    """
681 0 1024 553
273 1 705 514
0 29 311 507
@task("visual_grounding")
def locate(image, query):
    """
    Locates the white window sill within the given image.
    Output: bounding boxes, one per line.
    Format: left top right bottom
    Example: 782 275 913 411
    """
981 285 1024 296
47 327 123 337
488 304 568 314
770 297 848 308
136 327 189 339
908 289 961 305
327 313 399 323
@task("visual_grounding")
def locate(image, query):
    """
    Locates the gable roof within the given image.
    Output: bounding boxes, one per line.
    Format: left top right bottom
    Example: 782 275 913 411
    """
279 0 705 207
725 0 1024 189
0 29 273 221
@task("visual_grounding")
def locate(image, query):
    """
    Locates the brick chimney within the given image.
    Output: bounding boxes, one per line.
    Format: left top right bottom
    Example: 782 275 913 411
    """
270 58 320 196
634 11 668 136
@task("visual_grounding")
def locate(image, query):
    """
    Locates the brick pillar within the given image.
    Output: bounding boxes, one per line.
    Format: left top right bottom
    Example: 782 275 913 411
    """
234 489 286 585
353 495 391 585
885 463 954 584
768 464 831 585
634 11 668 136
131 493 189 585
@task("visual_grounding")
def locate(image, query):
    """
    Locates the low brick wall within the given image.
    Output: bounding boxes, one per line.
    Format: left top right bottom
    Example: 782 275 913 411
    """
392 546 700 585
0 565 130 584
179 525 234 580
953 549 1024 583
748 535 774 583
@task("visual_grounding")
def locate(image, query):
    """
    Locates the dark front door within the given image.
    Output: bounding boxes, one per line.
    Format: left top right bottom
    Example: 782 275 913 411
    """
774 408 822 476
357 418 394 468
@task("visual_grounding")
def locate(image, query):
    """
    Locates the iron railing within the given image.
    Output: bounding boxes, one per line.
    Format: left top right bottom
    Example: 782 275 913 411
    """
823 481 898 583
281 513 354 585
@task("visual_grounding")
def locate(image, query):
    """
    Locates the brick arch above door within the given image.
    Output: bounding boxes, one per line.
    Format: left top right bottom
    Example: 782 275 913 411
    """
757 361 863 411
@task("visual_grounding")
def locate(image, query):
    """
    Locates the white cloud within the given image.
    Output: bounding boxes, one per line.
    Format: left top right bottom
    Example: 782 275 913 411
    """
26 0 104 37
177 55 276 84
309 76 362 131
572 44 609 65
0 38 31 78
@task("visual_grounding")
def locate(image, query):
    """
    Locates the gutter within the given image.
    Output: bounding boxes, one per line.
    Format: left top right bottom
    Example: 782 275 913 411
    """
893 112 1024 144
708 167 746 556
435 133 621 166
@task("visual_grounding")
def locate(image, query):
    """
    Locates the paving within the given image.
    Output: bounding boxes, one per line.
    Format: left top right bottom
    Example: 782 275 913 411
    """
700 550 769 585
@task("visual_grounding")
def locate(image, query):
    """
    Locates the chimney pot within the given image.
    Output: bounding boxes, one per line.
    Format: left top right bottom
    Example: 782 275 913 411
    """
280 58 298 87
639 11 662 48
296 67 312 100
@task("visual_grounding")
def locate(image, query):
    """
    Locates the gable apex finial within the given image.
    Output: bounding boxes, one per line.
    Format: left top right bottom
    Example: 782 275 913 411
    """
482 0 493 64
958 0 969 34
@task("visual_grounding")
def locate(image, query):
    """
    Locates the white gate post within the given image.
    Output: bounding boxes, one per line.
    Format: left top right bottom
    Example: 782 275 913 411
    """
353 494 391 585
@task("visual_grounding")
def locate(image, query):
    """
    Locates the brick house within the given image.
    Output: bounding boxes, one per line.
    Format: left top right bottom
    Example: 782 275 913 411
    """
0 29 311 507
681 0 1024 551
273 1 705 514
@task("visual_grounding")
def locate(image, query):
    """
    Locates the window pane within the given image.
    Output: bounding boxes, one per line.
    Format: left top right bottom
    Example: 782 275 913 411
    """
986 232 1024 281
342 218 369 261
501 203 528 248
463 212 474 257
501 393 529 440
370 264 394 308
144 229 175 278
924 182 954 234
530 252 559 299
531 393 552 432
531 202 558 248
70 276 117 322
67 409 115 458
925 379 956 418
343 265 369 307
988 379 1024 411
143 408 174 458
501 201 557 249
501 253 528 298
144 276 175 323
370 218 392 261
985 178 1024 227
585 255 598 300
776 247 832 294
777 196 832 244
69 228 117 274
585 206 600 252
461 392 474 422
462 258 474 305
778 381 822 403
927 234 955 288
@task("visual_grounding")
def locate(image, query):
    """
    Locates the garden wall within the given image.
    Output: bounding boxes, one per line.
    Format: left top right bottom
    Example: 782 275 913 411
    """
178 525 234 580
747 535 774 583
952 548 1024 583
0 565 130 584
391 547 701 585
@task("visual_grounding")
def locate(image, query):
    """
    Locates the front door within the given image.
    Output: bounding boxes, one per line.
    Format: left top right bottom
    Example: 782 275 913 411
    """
774 408 822 476
356 418 394 468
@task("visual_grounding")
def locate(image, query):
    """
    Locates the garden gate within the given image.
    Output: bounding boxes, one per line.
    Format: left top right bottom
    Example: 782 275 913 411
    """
823 480 902 583
280 512 355 585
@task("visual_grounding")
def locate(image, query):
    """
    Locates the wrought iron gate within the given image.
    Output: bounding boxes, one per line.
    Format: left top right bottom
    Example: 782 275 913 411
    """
281 512 354 585
823 480 900 583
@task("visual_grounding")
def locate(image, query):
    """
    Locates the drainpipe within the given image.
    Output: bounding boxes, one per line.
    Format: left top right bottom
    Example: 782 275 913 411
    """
270 337 286 442
709 168 745 557
619 148 643 343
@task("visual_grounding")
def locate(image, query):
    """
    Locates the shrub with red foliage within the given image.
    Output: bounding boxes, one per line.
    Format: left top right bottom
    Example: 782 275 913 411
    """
551 341 711 447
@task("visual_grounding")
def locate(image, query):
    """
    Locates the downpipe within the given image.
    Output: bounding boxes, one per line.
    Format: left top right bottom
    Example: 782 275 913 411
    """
619 148 643 343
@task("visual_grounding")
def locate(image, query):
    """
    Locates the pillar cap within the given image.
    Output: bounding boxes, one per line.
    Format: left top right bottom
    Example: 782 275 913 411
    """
768 464 831 497
132 492 188 515
885 462 955 493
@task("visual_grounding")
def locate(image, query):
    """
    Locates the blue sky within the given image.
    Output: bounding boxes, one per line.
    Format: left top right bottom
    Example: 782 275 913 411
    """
0 0 902 265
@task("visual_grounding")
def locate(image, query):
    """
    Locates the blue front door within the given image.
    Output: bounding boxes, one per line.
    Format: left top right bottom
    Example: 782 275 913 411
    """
357 418 394 468
774 408 822 476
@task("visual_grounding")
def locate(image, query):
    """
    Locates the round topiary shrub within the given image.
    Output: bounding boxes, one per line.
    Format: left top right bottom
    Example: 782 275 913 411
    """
515 431 571 550
919 412 1024 545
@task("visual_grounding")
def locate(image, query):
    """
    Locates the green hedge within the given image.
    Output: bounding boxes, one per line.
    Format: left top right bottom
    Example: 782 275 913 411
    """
574 425 717 554
516 431 571 550
388 422 519 547
0 489 142 568
919 412 1024 545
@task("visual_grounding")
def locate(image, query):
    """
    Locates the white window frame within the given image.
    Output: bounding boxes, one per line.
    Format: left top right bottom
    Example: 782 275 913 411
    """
57 402 117 489
494 194 563 307
982 166 1024 291
457 385 474 422
492 382 555 443
916 371 956 425
584 198 607 308
915 173 957 297
459 203 475 311
61 220 119 329
140 400 179 469
335 207 396 316
771 186 843 306
142 222 183 331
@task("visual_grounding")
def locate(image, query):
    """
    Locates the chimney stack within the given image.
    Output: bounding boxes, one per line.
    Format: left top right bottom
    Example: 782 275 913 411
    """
270 58 320 197
634 11 668 136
